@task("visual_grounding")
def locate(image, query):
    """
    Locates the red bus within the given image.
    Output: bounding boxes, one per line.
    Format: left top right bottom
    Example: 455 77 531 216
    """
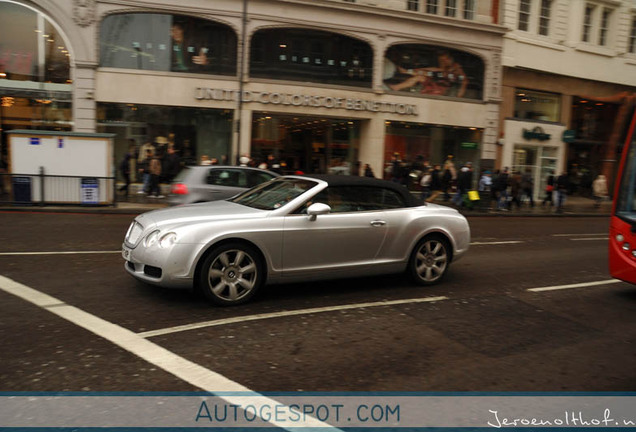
610 107 636 283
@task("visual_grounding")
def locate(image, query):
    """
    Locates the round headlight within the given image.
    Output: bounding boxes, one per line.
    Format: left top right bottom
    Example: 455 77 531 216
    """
159 232 177 248
144 230 160 247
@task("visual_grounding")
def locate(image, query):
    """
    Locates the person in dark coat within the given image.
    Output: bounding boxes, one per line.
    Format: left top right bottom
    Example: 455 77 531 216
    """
118 145 134 195
425 164 443 203
163 147 181 183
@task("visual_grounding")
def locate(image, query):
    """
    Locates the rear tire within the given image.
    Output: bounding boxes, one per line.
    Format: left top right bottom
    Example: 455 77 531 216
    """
198 243 263 306
409 235 450 285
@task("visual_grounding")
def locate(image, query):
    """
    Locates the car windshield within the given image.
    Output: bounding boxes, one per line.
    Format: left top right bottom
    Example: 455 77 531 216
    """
230 178 318 210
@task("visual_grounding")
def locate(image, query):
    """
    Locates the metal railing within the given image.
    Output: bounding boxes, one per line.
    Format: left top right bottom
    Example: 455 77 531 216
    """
0 167 117 207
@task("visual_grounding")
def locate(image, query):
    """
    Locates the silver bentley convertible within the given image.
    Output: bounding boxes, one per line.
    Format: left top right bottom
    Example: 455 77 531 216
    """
123 175 470 305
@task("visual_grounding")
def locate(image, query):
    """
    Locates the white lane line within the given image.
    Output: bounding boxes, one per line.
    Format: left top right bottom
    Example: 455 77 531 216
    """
138 296 449 338
0 274 336 431
469 241 524 246
570 237 609 241
528 279 622 292
552 233 606 237
0 251 120 256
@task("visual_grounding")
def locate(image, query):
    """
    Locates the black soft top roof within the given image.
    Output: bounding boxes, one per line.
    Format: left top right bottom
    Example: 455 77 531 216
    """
297 174 423 207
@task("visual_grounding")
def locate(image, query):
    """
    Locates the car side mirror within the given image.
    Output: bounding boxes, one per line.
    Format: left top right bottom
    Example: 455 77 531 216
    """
306 202 331 221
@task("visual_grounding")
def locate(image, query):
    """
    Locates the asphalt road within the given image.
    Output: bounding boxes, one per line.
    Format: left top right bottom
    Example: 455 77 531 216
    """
1 212 636 393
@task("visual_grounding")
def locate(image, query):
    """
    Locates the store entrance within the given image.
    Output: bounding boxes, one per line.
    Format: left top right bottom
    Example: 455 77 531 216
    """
251 113 361 175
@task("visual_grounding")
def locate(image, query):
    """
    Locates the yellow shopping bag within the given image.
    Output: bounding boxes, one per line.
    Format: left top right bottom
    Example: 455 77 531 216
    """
467 190 480 201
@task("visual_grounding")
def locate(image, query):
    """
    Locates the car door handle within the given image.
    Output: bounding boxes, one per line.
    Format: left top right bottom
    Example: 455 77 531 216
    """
370 220 386 227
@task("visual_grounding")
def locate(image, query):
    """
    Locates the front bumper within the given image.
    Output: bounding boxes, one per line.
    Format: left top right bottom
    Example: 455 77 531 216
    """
122 242 195 289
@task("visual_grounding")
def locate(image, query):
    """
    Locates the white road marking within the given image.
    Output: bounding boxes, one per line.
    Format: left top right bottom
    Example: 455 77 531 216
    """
528 279 622 292
552 233 607 237
0 274 337 431
570 237 609 241
469 241 524 245
0 251 120 256
139 296 449 338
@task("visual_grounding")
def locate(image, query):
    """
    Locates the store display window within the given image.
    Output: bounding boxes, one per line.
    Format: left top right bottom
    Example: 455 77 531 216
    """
250 29 373 88
100 13 237 75
383 44 484 100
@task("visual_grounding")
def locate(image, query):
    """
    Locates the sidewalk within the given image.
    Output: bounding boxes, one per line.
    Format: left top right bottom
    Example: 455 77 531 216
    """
0 190 612 217
450 195 612 217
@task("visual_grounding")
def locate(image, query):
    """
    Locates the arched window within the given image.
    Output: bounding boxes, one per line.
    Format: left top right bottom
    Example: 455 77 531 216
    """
384 44 484 100
0 1 71 84
100 14 237 75
0 1 72 133
250 28 373 88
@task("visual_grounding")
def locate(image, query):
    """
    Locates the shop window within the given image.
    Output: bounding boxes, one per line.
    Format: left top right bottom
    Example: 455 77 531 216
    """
514 89 561 122
570 97 619 142
384 44 484 100
407 0 419 12
97 103 233 180
100 13 237 75
249 29 372 88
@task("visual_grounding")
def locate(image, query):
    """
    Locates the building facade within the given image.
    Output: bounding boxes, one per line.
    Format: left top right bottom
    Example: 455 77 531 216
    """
498 0 636 198
0 0 504 181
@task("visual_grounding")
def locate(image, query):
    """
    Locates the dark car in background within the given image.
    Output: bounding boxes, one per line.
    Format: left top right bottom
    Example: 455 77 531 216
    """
168 166 279 205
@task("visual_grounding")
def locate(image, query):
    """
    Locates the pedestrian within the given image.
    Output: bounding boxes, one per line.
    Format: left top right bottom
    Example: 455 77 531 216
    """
137 147 154 194
163 146 181 183
425 164 443 203
118 145 134 195
453 165 472 208
390 153 403 184
364 163 375 178
267 154 282 173
148 149 164 198
420 167 432 200
592 174 608 208
441 157 456 201
494 167 510 210
478 170 492 211
542 172 555 207
521 169 535 207
509 171 522 210
239 154 251 166
555 171 570 213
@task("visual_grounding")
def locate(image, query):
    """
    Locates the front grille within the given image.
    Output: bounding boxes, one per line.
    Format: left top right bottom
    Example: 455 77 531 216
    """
144 265 162 278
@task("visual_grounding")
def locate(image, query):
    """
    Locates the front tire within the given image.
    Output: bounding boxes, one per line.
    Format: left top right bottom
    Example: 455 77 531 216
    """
409 236 450 285
198 243 263 306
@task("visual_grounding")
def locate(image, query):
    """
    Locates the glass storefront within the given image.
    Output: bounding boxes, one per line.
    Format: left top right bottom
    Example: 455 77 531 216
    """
97 103 232 180
251 113 361 174
0 0 73 154
250 29 373 88
384 121 482 178
512 144 558 200
100 13 237 75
